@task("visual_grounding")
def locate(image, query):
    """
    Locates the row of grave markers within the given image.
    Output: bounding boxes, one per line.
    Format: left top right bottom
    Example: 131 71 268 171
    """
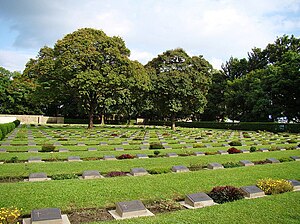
22 179 300 223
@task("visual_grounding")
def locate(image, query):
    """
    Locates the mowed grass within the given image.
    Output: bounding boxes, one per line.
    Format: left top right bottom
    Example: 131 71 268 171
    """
0 150 299 177
0 162 299 214
99 192 300 224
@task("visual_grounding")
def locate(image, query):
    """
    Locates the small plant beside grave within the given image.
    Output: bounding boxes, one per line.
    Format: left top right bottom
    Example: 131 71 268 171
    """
193 143 205 148
52 174 79 180
0 207 21 224
9 157 18 163
150 142 164 149
147 199 182 213
117 154 135 159
227 147 242 154
106 171 127 177
278 157 294 162
257 178 293 195
41 144 55 152
153 150 161 156
208 186 244 204
204 151 217 155
148 168 170 174
229 141 242 146
222 162 242 168
250 146 257 152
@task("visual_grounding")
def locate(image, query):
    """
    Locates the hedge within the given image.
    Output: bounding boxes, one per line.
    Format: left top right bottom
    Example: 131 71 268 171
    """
146 121 300 133
0 120 19 140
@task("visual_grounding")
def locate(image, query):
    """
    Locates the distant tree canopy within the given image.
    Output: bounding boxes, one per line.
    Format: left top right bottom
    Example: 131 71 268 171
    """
1 31 299 127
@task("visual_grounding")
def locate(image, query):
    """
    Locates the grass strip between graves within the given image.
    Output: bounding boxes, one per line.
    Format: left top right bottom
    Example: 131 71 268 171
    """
0 162 298 214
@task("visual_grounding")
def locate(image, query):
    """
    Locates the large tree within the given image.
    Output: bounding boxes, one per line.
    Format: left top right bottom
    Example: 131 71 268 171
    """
146 48 212 130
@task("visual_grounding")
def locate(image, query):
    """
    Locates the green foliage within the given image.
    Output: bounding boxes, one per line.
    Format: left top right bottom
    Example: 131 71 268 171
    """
0 122 16 140
153 150 161 156
41 144 55 152
257 178 293 195
250 146 257 152
51 174 79 180
147 168 171 174
278 157 294 162
208 186 244 204
222 162 242 168
150 142 163 149
229 141 242 146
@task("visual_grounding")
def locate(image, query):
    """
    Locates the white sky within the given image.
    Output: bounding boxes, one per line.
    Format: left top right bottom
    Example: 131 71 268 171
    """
0 0 299 72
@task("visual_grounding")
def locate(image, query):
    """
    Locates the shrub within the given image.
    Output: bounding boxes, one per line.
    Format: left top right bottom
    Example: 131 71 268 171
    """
227 147 242 154
153 150 161 156
208 186 244 204
117 154 134 159
250 146 256 152
287 139 297 143
205 151 217 155
0 207 21 224
13 120 20 127
9 157 18 163
188 163 205 171
222 162 241 168
41 144 55 152
193 143 205 148
150 142 163 149
257 178 293 195
52 174 78 180
106 171 127 177
278 157 294 162
229 141 242 146
148 168 170 174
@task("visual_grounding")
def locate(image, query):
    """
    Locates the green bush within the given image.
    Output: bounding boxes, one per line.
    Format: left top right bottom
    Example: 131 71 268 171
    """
222 162 241 168
250 146 257 152
193 143 205 148
229 141 242 146
154 150 161 156
208 186 244 204
287 139 297 143
52 174 79 180
278 157 294 162
13 120 21 127
257 178 293 195
41 144 55 152
150 142 163 149
148 168 170 174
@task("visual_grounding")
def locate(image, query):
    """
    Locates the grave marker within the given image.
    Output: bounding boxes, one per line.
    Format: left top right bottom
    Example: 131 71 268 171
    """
240 185 265 198
88 147 97 151
239 160 254 166
59 148 69 153
28 157 43 163
258 148 268 152
217 150 228 155
163 145 172 149
22 208 71 224
140 146 148 150
266 158 280 163
241 149 250 153
103 155 117 160
77 142 86 146
288 179 300 191
172 165 189 173
82 170 102 179
0 148 7 153
166 153 178 157
136 154 149 159
130 168 148 176
99 142 108 146
67 156 82 162
114 147 124 151
28 149 39 153
290 156 300 161
183 192 215 208
207 163 224 170
28 173 50 182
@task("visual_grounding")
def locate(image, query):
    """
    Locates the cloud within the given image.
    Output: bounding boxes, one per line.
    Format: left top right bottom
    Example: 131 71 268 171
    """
129 49 155 65
0 49 35 72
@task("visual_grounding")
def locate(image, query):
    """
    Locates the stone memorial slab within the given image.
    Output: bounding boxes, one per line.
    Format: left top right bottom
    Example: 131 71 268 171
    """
290 156 300 161
266 158 280 163
288 179 300 191
103 155 117 160
166 153 178 157
140 146 148 150
239 160 254 166
0 148 7 153
28 157 43 163
114 147 124 151
99 142 108 146
82 170 102 179
160 141 168 145
28 142 37 146
279 147 286 151
77 142 86 146
136 154 148 159
1 142 10 146
258 148 268 152
185 145 193 149
205 144 212 148
28 173 50 182
222 143 230 147
59 148 69 153
142 141 149 145
194 151 205 156
207 163 224 170
172 165 189 173
240 185 265 198
130 168 148 176
179 141 186 144
241 149 250 153
163 145 172 149
87 147 97 151
217 150 228 155
67 156 82 162
28 149 39 153
122 141 129 145
109 200 154 219
53 142 62 146
183 192 215 208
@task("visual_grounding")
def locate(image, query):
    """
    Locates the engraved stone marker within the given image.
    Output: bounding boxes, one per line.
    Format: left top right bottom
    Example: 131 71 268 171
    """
239 160 254 166
240 185 265 198
67 156 82 162
290 156 300 161
258 148 268 152
172 165 189 173
28 142 37 146
130 168 148 176
31 208 62 224
103 155 117 160
99 142 108 146
241 149 250 153
163 145 172 149
28 157 43 163
166 153 178 157
1 142 10 146
28 173 50 182
136 154 149 159
179 141 186 144
82 170 102 179
77 142 86 146
53 142 62 146
184 192 214 208
122 141 129 145
194 151 205 156
207 163 224 170
0 148 7 153
87 147 97 151
266 158 280 163
140 146 149 150
59 148 69 153
288 179 300 191
114 147 124 151
28 149 39 153
185 145 193 149
217 150 228 155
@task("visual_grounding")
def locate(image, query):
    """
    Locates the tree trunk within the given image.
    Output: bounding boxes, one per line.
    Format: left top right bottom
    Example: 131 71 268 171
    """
101 114 105 125
171 114 176 131
88 107 94 129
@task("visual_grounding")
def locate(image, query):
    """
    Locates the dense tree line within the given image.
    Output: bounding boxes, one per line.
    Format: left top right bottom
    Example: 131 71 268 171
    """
0 29 299 128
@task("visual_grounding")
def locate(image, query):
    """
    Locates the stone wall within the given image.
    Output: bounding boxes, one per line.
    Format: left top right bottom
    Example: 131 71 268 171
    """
0 114 64 124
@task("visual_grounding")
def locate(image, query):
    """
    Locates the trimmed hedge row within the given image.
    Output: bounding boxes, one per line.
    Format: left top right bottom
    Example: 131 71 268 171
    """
0 120 20 140
147 121 300 133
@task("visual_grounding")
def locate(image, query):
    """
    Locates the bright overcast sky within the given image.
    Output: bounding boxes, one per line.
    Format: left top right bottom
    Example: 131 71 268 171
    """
0 0 299 72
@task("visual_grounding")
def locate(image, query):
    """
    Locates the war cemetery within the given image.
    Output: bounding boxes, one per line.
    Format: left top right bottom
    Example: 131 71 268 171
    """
0 29 299 223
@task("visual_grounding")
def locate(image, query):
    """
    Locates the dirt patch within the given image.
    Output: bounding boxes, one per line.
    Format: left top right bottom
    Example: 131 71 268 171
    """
146 200 185 214
68 208 113 224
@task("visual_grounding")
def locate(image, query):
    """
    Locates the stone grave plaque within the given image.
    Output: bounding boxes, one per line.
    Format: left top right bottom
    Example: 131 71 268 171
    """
28 142 37 146
122 141 129 145
28 173 49 182
205 144 212 148
99 142 108 146
279 147 286 151
140 146 149 150
88 147 97 151
28 149 39 153
28 157 43 163
239 160 254 166
172 165 189 173
31 208 63 224
28 136 34 140
114 147 124 151
207 163 224 170
77 142 86 146
111 200 154 219
1 142 10 146
217 150 228 155
240 185 265 198
288 179 300 191
194 151 205 156
222 143 230 147
67 156 82 162
266 158 280 163
130 168 148 176
184 192 214 208
53 142 62 146
185 145 193 149
179 141 186 144
166 153 178 157
59 148 69 153
103 155 117 160
82 170 102 179
290 156 300 161
163 145 172 149
160 141 168 145
136 154 148 159
241 149 250 153
0 148 7 153
142 141 149 145
258 148 268 152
